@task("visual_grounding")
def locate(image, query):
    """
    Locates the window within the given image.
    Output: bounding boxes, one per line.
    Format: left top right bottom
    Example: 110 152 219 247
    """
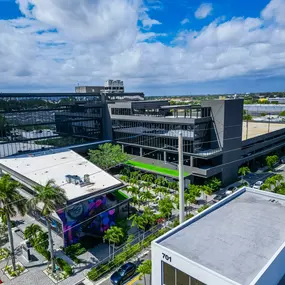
162 262 206 285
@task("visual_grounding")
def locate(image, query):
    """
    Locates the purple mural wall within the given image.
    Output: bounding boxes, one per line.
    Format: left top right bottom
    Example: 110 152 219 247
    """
57 195 116 246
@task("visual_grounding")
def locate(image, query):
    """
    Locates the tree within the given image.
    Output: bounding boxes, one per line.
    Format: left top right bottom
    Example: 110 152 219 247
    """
139 190 154 205
261 174 284 192
243 113 252 139
88 143 129 169
158 197 174 219
206 177 222 192
238 166 251 183
120 175 129 183
137 260 152 285
104 226 125 259
202 185 213 202
155 177 168 187
188 185 201 201
141 174 154 185
0 175 27 271
130 171 141 180
266 155 279 170
28 179 67 273
24 224 43 244
129 214 148 242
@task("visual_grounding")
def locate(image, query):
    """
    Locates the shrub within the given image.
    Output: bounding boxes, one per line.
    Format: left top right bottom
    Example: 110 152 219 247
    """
64 243 86 262
198 205 209 213
36 246 51 261
56 258 72 276
63 265 72 276
87 268 99 280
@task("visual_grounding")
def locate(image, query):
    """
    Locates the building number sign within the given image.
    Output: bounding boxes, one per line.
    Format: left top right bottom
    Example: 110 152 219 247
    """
162 253 172 262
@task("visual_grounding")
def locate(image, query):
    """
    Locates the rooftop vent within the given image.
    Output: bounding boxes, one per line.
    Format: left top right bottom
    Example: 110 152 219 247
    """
84 174 90 183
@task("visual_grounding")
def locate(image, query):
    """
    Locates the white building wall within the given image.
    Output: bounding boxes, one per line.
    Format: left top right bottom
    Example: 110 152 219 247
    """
151 241 241 285
250 244 285 285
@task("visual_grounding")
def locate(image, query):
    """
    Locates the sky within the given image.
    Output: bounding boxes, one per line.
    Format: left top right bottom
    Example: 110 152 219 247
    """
1 0 285 95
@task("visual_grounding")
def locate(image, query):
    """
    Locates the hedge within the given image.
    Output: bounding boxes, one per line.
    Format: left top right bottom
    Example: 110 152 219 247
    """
87 228 168 281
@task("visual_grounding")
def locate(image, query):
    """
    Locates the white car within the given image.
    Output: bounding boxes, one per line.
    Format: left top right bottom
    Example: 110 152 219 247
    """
253 181 263 189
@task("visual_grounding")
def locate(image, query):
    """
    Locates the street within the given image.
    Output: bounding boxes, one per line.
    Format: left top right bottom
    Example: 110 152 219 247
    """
98 251 151 285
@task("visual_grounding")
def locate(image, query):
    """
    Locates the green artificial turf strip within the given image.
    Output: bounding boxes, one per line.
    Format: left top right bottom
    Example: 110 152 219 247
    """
126 160 188 177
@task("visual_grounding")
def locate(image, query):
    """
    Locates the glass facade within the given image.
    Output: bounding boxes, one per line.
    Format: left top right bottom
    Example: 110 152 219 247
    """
0 94 103 157
162 262 206 285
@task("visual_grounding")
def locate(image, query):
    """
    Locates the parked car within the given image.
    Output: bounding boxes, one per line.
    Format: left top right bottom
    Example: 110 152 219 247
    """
253 181 263 190
226 186 237 195
110 262 136 285
213 194 227 202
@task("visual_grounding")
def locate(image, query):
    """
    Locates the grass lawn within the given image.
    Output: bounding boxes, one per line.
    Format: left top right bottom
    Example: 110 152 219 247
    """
126 160 188 177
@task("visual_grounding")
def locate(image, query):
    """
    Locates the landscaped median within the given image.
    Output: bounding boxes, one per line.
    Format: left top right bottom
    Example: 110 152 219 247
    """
86 227 168 282
125 161 188 178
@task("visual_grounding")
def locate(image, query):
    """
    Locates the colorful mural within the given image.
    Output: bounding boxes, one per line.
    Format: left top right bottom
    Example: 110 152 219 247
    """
57 195 116 246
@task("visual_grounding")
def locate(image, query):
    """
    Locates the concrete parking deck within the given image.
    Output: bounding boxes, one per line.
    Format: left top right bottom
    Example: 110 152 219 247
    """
242 121 285 140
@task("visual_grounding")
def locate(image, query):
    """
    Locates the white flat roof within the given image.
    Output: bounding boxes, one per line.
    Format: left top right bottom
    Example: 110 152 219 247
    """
156 188 285 285
0 149 122 202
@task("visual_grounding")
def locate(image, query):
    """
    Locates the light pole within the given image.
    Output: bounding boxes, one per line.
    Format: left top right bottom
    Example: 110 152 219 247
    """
178 132 185 224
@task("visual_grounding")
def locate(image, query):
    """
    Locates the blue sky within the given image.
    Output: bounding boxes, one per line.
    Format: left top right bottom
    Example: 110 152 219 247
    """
1 0 285 95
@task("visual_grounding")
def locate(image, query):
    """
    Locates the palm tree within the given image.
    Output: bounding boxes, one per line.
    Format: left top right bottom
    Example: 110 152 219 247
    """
158 197 174 220
0 174 27 271
137 260 152 285
104 226 125 259
139 190 154 206
155 177 168 187
129 214 147 241
238 166 251 183
28 179 67 273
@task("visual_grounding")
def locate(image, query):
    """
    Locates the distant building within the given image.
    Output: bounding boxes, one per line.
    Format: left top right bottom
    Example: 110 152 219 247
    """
268 98 285 104
102 79 124 94
75 80 124 95
152 187 285 285
75 86 104 94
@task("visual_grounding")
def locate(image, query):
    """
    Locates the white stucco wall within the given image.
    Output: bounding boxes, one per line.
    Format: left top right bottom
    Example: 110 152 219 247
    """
151 241 241 285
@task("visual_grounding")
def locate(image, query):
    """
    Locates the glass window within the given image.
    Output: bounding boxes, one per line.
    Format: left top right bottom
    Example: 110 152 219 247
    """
163 262 175 285
177 269 189 285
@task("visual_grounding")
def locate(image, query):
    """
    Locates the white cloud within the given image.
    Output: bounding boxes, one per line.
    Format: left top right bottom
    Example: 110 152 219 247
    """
195 3 213 19
262 0 285 25
181 18 189 25
2 0 285 92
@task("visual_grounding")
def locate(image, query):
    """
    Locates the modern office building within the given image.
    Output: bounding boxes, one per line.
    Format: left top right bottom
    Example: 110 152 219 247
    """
0 148 129 246
0 90 285 185
0 93 104 157
107 99 285 185
0 91 144 158
152 188 285 285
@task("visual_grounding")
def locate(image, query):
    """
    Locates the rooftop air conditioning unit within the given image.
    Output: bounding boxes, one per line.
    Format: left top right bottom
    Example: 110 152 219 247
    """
65 175 72 183
84 174 90 183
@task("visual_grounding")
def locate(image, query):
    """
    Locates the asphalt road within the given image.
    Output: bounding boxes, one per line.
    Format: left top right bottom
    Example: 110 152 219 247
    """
98 251 151 285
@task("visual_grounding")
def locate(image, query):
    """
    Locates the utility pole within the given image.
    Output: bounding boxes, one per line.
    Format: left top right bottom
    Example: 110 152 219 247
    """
178 132 185 224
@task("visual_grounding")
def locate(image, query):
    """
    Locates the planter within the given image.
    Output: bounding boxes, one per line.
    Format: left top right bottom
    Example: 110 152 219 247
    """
0 248 9 261
43 266 68 283
2 262 27 280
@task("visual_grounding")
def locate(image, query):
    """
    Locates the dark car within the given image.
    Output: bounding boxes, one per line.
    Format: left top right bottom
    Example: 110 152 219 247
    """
110 262 136 285
213 194 227 202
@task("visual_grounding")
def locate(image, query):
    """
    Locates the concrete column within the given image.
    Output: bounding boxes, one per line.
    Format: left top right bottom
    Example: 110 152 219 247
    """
121 145 124 153
190 156 194 167
140 147 143 157
164 151 167 164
